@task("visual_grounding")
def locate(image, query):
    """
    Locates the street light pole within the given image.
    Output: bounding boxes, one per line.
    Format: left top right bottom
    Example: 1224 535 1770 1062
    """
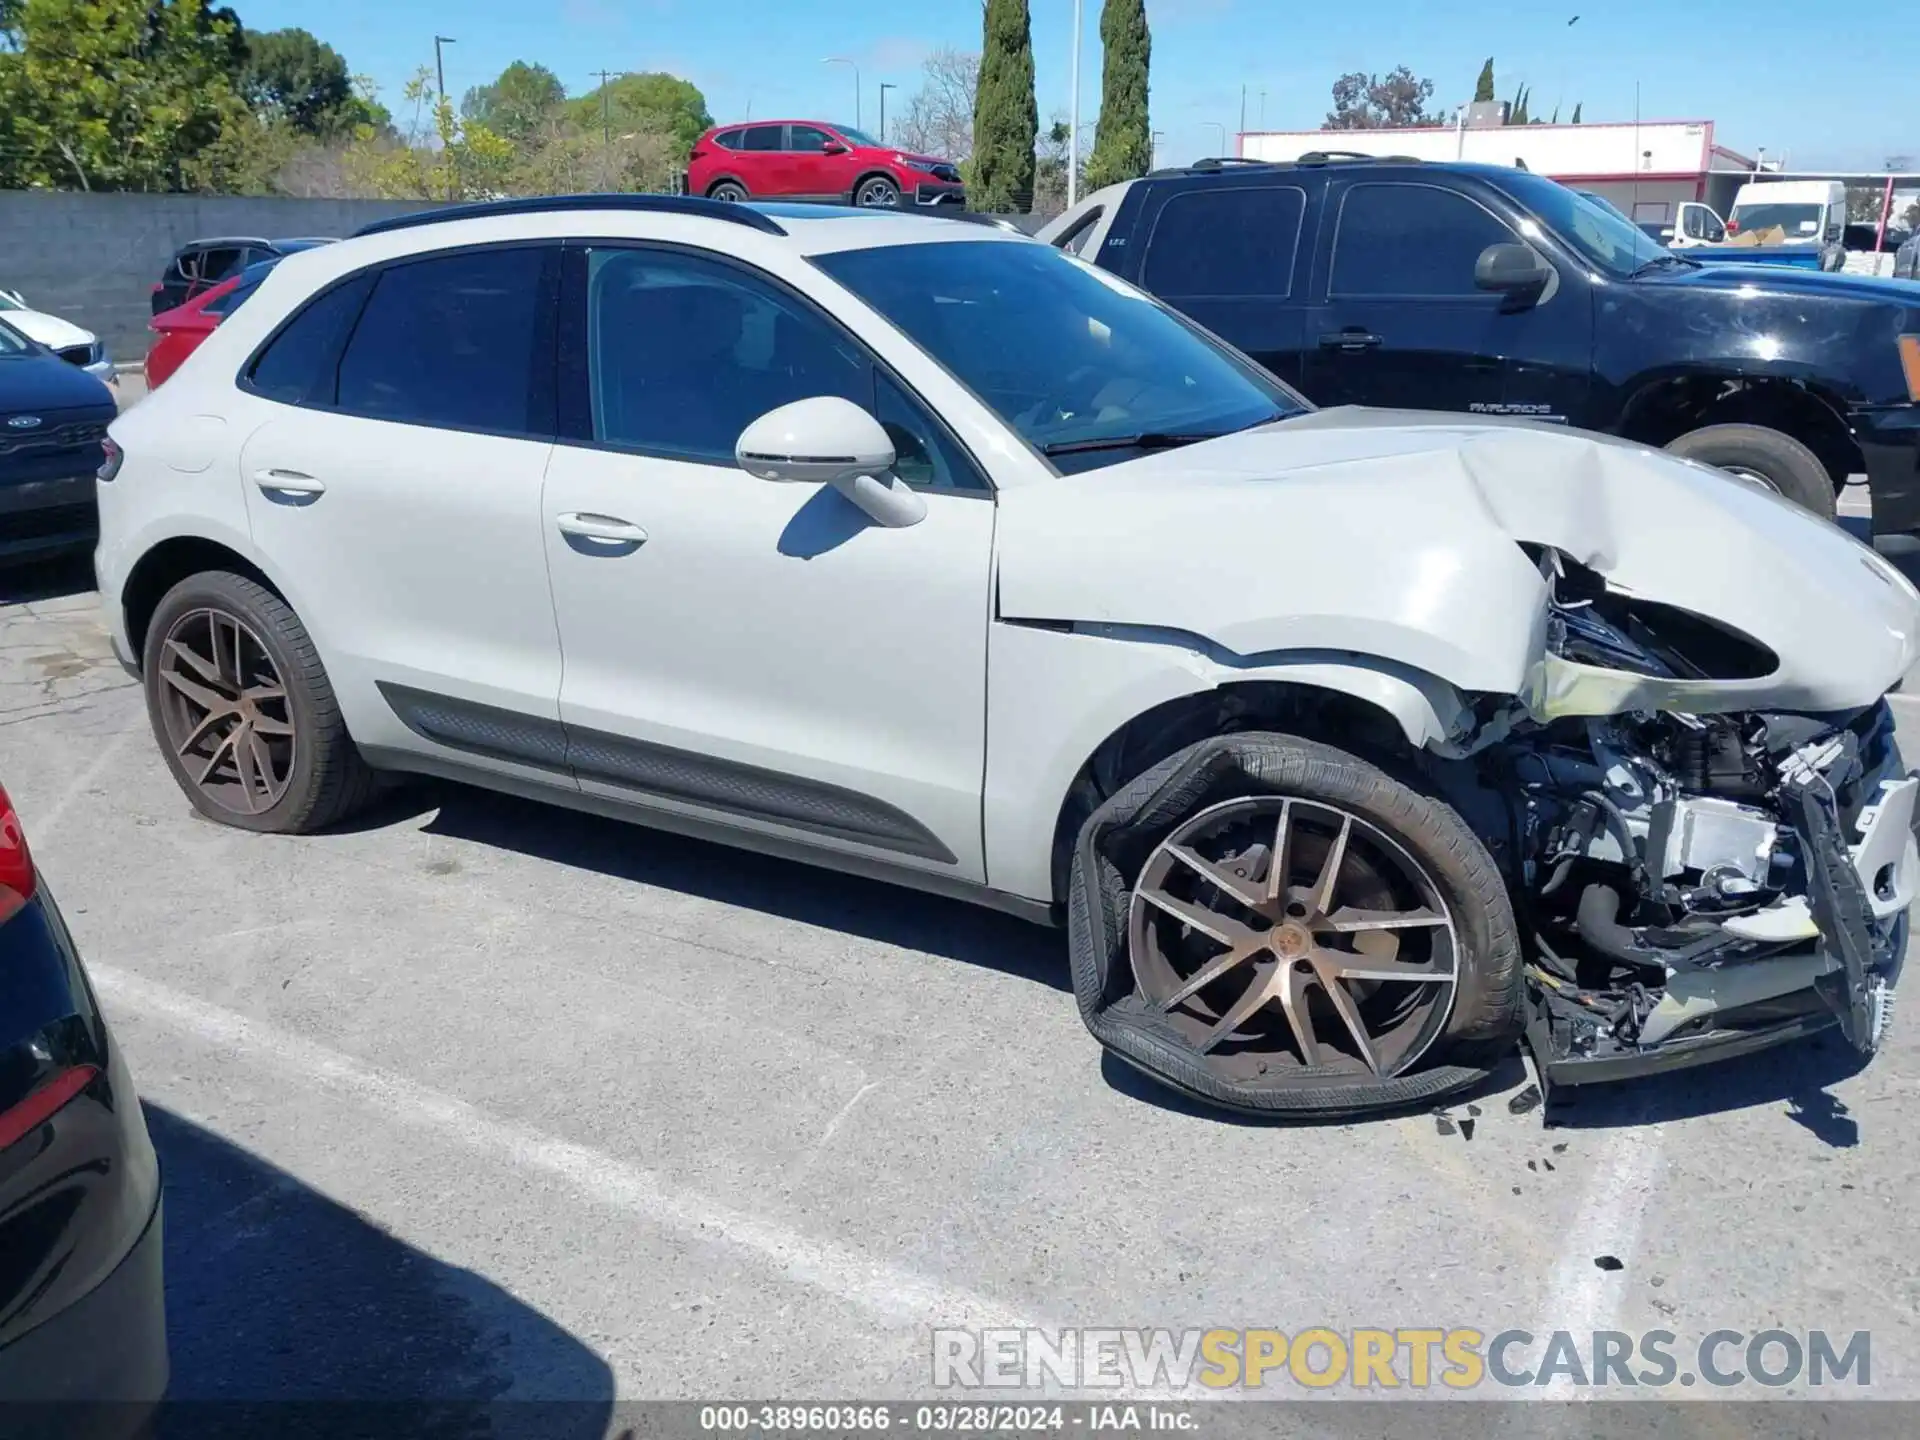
1068 0 1083 207
433 36 456 200
879 82 896 143
1202 120 1226 157
822 57 861 130
593 69 616 190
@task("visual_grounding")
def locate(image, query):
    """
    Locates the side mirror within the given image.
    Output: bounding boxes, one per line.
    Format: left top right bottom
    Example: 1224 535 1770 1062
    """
821 140 848 155
736 396 927 528
1474 242 1551 304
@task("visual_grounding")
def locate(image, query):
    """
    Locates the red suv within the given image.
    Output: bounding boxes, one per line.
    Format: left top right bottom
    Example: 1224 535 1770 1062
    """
687 121 965 208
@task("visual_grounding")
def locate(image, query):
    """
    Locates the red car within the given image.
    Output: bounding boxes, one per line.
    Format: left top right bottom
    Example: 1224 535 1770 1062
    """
687 121 965 209
144 258 277 389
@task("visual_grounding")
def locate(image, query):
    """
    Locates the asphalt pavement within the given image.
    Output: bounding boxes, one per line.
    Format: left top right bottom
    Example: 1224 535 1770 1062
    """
1 384 1913 1423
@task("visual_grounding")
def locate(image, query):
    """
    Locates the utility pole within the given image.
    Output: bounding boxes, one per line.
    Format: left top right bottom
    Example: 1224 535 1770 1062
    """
1239 84 1246 148
1259 88 1266 127
879 82 896 143
593 69 616 190
433 36 457 200
1068 0 1083 207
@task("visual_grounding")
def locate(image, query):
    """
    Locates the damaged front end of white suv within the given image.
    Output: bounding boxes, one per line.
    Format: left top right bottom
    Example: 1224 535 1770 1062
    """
1018 413 1920 1116
1441 542 1916 1102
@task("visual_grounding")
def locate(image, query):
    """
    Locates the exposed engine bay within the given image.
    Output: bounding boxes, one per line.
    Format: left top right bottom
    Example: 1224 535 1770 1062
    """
1446 548 1919 1096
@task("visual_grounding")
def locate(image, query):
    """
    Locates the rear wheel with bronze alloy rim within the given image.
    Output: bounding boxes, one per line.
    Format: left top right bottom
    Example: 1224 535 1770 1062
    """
142 571 378 834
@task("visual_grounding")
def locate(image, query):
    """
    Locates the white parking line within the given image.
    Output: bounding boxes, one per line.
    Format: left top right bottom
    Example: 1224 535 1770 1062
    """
92 964 1043 1337
1534 1115 1667 1395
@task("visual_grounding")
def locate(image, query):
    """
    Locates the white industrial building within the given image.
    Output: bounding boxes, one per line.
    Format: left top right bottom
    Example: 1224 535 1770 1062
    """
1238 118 1758 226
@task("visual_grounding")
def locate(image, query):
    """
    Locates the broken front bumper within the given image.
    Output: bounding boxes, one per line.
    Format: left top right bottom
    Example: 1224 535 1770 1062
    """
1527 738 1917 1097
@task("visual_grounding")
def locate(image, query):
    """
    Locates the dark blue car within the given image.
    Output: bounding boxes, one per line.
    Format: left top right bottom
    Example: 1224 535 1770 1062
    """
0 317 117 567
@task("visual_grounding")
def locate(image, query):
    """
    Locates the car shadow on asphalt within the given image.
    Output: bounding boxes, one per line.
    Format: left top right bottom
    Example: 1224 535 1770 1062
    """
379 780 1073 995
1532 1032 1870 1146
145 1103 616 1438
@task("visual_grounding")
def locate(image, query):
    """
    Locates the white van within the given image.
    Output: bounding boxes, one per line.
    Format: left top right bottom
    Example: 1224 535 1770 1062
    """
1726 179 1847 249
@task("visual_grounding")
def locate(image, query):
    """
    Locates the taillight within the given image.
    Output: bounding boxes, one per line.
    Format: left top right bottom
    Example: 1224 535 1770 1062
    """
0 1065 99 1152
0 782 35 925
98 435 123 482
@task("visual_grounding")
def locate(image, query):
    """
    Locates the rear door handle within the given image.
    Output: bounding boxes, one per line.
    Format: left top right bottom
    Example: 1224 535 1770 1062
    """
252 468 326 496
1319 330 1384 351
555 512 648 545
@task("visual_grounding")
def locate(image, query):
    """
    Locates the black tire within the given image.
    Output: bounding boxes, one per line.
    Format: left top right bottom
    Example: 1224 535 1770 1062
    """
1665 423 1837 522
1066 730 1523 1120
706 180 748 202
855 174 901 208
142 571 378 835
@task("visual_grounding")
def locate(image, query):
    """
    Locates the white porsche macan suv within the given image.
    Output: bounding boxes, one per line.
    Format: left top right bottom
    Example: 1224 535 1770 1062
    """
98 195 1920 1118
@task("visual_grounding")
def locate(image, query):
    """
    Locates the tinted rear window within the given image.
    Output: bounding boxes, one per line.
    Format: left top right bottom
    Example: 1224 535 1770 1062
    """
335 246 549 433
1141 186 1307 298
247 274 374 405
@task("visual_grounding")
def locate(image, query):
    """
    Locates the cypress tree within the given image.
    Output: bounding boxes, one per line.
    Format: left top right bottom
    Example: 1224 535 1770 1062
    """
1083 0 1151 189
1473 58 1494 104
1570 102 1583 124
971 0 1038 212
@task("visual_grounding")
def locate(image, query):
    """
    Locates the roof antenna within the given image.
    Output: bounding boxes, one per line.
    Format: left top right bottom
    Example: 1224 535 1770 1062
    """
1514 157 1530 171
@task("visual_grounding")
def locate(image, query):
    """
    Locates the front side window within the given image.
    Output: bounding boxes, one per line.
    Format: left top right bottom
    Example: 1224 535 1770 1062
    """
815 239 1304 471
1142 185 1306 299
334 246 549 432
788 124 832 152
741 125 782 152
1331 183 1518 298
581 248 984 489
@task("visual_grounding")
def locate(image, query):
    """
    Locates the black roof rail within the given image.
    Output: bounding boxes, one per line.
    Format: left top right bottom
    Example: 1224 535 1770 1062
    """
353 193 788 239
1294 150 1423 165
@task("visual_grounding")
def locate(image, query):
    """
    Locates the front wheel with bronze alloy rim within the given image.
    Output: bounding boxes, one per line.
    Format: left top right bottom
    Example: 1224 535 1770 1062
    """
1066 731 1524 1119
142 571 379 834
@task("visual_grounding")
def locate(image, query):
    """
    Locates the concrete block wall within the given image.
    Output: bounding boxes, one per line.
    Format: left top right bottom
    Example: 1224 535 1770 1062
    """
0 191 437 366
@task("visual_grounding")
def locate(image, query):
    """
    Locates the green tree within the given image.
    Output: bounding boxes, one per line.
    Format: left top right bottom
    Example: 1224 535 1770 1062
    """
1508 83 1530 126
1473 58 1494 104
1082 0 1150 189
570 72 711 156
971 0 1038 209
463 60 565 144
1324 66 1434 129
1570 102 1582 124
241 27 363 136
0 0 251 190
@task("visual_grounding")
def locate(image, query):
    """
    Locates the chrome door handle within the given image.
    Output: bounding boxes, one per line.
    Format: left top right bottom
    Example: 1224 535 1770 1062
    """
555 512 648 545
252 468 326 496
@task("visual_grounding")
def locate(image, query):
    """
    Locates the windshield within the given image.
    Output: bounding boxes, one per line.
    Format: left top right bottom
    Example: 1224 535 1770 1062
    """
1498 172 1673 276
834 125 881 147
813 239 1306 470
1729 203 1823 238
0 319 27 356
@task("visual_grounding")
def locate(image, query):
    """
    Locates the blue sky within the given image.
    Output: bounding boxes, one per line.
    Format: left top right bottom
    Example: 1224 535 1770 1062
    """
236 0 1916 171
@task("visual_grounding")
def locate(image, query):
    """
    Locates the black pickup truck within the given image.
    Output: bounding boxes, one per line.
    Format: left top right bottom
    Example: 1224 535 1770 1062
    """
1039 155 1920 533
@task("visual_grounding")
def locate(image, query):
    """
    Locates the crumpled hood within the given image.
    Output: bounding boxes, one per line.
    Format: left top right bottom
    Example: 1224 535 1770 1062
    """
996 407 1920 715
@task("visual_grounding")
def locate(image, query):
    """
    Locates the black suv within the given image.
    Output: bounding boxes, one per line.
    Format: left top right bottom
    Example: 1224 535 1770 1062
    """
1042 156 1920 534
150 236 335 315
